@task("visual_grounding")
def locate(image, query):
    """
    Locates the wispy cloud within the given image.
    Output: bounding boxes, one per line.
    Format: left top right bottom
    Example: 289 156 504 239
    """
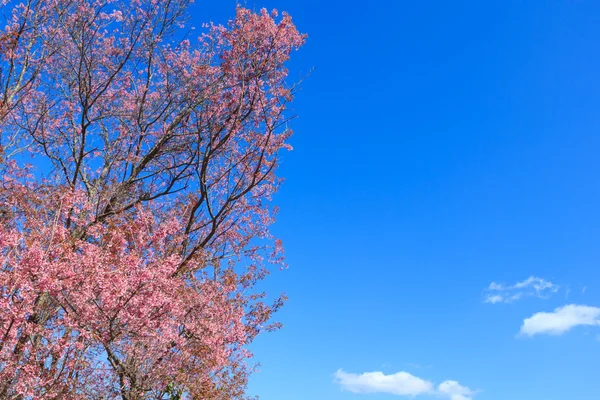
484 276 559 304
520 304 600 336
438 381 475 400
333 369 475 400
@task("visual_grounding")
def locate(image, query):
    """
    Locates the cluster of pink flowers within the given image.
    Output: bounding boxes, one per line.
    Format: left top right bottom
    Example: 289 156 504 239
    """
0 0 304 397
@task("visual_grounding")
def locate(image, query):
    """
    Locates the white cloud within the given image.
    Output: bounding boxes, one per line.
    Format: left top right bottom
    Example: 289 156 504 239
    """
334 369 474 400
333 370 433 396
520 304 600 336
484 294 504 304
484 276 559 304
438 380 474 400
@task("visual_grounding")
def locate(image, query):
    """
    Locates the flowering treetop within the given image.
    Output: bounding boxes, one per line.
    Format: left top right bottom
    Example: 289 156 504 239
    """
0 0 305 398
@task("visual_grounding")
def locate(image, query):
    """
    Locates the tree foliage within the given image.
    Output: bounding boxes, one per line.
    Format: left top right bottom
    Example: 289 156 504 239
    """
0 0 304 397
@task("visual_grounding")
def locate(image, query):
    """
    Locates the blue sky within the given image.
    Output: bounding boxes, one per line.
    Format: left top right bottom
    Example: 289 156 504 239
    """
192 1 600 399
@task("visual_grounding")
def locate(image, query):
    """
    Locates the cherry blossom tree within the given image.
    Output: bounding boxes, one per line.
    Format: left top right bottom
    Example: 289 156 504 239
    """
0 0 304 397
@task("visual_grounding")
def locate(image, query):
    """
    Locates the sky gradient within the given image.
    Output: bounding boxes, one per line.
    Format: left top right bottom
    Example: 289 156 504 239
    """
192 1 600 399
